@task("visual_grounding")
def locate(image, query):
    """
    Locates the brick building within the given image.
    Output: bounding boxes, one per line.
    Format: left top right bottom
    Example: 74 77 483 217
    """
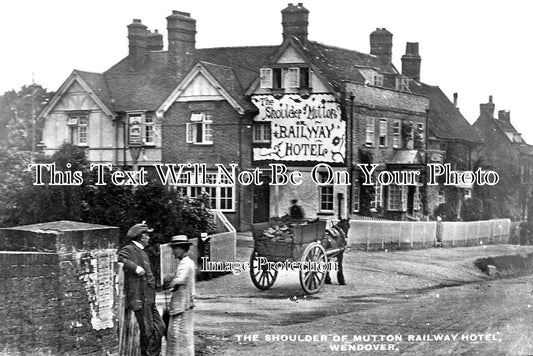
473 96 533 220
40 3 499 228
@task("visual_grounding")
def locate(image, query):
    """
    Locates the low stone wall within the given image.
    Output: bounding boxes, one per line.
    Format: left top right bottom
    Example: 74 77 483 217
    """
0 220 119 355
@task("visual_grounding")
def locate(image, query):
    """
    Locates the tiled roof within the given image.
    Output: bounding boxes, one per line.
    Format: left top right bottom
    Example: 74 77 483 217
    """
102 45 279 112
409 82 483 144
75 70 114 111
198 61 255 111
300 39 398 91
494 119 519 134
104 52 179 112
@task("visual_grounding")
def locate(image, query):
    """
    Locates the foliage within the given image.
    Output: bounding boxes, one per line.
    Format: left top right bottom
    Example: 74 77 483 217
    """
0 85 54 151
461 198 484 221
434 203 457 221
0 144 216 245
473 157 520 220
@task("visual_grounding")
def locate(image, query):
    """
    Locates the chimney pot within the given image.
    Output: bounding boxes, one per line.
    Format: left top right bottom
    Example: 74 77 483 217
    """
370 28 393 65
480 96 495 119
281 3 309 43
453 92 458 107
167 10 197 78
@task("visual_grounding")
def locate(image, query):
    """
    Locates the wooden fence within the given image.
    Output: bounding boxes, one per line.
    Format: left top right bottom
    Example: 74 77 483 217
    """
348 218 511 250
117 263 140 356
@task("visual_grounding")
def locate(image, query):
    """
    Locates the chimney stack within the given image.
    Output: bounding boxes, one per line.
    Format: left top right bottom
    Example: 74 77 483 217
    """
370 28 393 65
167 10 197 77
147 30 163 51
480 95 495 119
401 42 421 81
127 19 149 70
281 3 309 43
498 110 511 123
453 93 458 107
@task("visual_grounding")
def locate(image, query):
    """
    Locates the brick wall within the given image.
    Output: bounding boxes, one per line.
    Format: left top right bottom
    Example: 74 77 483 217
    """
162 100 254 230
0 221 119 355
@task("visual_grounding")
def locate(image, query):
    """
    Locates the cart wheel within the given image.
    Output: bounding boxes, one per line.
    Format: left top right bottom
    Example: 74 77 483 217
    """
299 243 328 294
249 249 277 290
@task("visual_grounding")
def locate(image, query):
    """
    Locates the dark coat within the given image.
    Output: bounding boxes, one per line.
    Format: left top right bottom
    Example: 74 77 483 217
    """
118 243 156 311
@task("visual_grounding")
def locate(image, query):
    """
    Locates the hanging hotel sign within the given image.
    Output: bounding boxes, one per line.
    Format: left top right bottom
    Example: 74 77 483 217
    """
128 115 142 146
251 94 345 163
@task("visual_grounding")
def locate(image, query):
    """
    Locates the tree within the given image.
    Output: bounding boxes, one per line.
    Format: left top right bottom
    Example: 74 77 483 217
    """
0 84 54 151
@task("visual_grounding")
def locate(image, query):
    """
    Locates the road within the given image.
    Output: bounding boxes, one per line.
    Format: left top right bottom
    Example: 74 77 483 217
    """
165 241 533 355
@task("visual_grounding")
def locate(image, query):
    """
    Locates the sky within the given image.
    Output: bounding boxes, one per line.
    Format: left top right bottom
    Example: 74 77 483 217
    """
0 0 531 143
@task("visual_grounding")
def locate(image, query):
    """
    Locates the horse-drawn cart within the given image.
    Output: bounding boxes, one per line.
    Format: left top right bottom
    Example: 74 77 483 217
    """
250 219 340 294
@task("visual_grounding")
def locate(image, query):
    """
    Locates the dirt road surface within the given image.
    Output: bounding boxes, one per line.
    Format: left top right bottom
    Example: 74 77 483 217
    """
160 239 533 355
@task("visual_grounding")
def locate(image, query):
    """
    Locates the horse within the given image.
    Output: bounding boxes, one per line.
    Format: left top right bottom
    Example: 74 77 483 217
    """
321 219 350 285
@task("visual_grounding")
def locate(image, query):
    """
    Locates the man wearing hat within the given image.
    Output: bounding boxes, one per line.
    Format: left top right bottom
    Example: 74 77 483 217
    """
165 235 196 356
118 223 164 356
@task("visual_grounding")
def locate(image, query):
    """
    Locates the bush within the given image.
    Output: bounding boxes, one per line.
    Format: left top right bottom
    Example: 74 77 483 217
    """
0 144 216 245
434 203 457 221
461 198 484 221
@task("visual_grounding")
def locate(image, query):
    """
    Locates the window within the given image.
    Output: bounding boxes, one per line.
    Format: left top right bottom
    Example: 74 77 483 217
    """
178 172 235 212
260 68 272 88
144 113 154 144
388 185 405 211
128 112 155 146
392 120 401 148
272 68 283 89
299 67 310 88
353 179 360 213
318 171 334 212
395 77 410 92
379 119 387 147
287 68 300 88
437 189 445 204
365 117 375 146
67 114 89 145
253 122 271 143
372 74 384 87
371 182 383 210
186 113 213 144
417 123 424 144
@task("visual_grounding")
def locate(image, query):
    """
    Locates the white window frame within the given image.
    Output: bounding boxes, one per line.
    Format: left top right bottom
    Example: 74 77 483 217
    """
318 171 334 213
128 112 156 146
371 181 383 210
287 68 300 88
417 122 425 144
392 120 401 148
372 74 384 87
67 114 88 146
260 68 272 89
379 119 387 147
396 77 410 92
252 122 271 143
179 172 236 212
365 117 375 146
186 113 213 145
388 184 406 211
353 178 360 213
78 116 88 145
144 113 155 145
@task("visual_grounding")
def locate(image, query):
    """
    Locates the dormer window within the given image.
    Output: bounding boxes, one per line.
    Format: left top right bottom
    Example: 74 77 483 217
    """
287 68 299 88
260 68 272 88
372 74 384 87
395 77 410 92
259 66 311 90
